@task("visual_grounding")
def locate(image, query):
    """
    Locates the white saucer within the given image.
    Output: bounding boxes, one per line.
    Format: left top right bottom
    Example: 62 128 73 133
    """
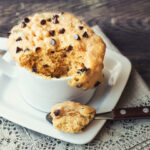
0 43 131 144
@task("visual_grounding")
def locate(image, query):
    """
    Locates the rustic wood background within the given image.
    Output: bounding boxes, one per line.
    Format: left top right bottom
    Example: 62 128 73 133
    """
0 0 150 86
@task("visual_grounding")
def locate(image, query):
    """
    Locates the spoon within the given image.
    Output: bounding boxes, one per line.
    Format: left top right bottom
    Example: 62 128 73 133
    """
46 106 150 124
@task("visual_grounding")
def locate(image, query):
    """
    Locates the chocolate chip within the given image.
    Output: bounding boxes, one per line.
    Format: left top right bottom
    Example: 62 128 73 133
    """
53 15 59 18
55 75 60 78
76 84 83 88
66 45 73 51
50 51 55 53
79 26 83 30
16 37 22 41
74 34 80 40
43 64 49 67
49 30 55 36
21 22 26 28
24 17 30 23
59 28 65 34
83 32 88 38
51 39 56 46
7 32 11 36
52 15 59 24
16 47 22 53
77 68 90 74
80 68 87 72
52 17 59 24
40 19 46 25
47 18 51 22
35 47 41 52
24 48 30 52
54 109 60 116
94 81 100 87
32 66 37 72
63 54 67 57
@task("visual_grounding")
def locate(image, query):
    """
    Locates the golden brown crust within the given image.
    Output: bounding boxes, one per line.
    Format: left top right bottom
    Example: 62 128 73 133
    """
8 12 106 89
50 101 96 133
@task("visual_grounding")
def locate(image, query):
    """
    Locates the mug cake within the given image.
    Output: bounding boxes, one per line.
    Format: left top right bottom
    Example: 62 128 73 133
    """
8 12 106 90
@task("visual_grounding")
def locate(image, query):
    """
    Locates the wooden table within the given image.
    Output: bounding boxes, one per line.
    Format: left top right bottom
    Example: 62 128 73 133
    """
0 0 150 86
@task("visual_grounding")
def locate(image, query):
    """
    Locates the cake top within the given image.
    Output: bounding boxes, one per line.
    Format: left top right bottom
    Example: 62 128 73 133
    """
8 12 106 89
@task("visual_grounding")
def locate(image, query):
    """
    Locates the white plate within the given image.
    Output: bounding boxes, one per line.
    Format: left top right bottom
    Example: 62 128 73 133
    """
0 37 131 144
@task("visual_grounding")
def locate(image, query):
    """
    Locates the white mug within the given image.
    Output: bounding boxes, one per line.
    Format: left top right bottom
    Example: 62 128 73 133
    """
0 37 96 112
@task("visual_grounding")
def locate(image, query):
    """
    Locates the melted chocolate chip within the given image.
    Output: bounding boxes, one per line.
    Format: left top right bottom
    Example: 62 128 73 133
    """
24 48 30 52
76 84 83 88
43 64 49 67
79 26 83 30
50 51 55 53
24 17 30 23
51 39 56 46
54 109 60 116
35 47 41 52
40 19 46 25
47 18 51 22
94 81 100 87
49 30 55 36
21 22 26 28
16 37 22 41
59 28 65 34
83 32 88 38
16 47 23 53
32 66 37 72
66 45 73 51
74 34 80 40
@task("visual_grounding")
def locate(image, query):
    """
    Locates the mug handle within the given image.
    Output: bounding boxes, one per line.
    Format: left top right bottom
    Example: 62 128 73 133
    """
108 63 121 86
0 37 17 78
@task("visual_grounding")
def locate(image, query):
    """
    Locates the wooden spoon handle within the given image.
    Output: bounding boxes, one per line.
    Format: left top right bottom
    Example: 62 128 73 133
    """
112 106 150 119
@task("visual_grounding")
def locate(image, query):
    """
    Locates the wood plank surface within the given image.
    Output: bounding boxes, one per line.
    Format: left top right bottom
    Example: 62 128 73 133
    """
0 0 150 86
